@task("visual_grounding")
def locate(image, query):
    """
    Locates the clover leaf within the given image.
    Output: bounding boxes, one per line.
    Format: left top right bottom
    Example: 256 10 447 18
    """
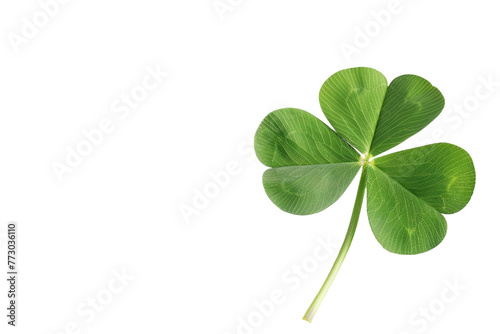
254 67 476 322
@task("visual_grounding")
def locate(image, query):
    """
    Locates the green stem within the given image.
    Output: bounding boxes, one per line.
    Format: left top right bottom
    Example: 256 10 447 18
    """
303 164 368 323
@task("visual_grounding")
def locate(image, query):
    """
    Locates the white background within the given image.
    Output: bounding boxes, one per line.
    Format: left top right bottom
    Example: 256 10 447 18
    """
1 0 499 333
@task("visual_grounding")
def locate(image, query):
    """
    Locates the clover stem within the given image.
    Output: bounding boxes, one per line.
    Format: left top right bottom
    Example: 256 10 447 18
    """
303 164 368 323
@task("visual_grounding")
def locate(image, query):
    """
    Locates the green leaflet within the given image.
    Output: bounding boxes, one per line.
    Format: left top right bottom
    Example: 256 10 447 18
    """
319 67 387 154
371 143 475 215
367 165 448 255
263 163 360 215
254 67 476 322
255 108 360 167
369 75 445 156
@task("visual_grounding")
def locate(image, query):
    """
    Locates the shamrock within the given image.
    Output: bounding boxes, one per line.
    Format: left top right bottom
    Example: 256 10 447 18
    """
254 67 476 322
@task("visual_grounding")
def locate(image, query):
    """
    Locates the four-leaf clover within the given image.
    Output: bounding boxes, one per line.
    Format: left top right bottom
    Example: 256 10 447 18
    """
254 67 476 322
